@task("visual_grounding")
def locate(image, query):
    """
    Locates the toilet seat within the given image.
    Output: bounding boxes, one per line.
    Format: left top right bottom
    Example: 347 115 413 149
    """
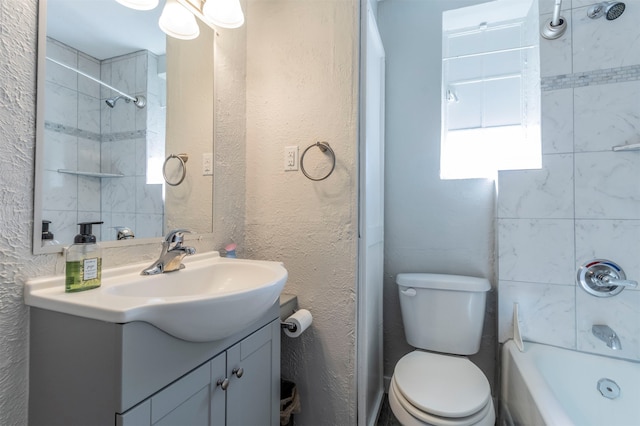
389 378 494 426
394 351 491 417
389 351 494 426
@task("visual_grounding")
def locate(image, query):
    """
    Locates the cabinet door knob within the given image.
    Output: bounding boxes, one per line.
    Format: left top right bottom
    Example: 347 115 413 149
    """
216 378 229 390
232 367 244 378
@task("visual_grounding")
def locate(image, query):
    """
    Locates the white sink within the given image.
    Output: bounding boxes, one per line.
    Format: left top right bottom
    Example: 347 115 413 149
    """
24 252 288 342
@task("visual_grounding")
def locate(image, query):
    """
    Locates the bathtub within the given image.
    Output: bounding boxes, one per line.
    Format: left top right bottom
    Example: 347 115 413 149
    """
501 340 640 426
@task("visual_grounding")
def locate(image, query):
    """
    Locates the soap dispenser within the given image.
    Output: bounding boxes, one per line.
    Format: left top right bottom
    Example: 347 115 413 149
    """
65 221 103 293
41 220 60 247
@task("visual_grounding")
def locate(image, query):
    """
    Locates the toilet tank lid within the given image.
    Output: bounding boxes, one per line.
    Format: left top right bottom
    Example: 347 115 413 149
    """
396 273 491 292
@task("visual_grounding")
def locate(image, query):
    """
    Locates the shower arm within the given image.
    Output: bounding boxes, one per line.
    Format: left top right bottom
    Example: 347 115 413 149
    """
46 56 139 104
541 0 567 40
551 0 563 26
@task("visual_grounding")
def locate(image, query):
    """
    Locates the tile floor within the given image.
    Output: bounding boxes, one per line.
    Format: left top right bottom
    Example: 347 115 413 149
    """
376 395 401 426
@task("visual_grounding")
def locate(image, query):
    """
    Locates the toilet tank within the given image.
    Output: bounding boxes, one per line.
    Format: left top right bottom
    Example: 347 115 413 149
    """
396 273 491 355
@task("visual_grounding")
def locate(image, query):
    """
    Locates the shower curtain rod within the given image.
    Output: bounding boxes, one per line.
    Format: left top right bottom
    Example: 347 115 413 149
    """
46 56 138 103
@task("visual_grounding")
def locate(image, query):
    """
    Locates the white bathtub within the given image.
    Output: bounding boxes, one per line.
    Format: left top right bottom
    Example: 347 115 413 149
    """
501 340 640 426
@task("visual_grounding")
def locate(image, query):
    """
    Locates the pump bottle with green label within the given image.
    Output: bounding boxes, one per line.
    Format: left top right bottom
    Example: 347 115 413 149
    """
65 221 103 293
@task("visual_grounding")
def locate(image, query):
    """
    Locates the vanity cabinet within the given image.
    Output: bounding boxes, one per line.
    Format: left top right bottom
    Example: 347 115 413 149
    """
29 303 280 426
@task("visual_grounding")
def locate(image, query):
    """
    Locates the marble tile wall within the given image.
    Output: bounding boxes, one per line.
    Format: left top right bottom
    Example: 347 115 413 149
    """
100 51 164 241
43 38 102 243
42 40 164 244
497 0 640 361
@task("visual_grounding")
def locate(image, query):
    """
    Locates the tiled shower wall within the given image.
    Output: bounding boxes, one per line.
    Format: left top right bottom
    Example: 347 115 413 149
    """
497 0 640 361
43 38 103 243
42 39 164 244
100 50 165 242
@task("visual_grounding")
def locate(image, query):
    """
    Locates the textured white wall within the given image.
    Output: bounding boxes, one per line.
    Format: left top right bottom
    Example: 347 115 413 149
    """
2 1 356 424
244 0 360 423
0 2 44 422
378 0 498 392
0 2 233 423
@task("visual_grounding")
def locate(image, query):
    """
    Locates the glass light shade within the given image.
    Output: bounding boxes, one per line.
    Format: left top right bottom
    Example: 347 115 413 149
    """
115 0 159 10
203 0 245 29
159 0 200 40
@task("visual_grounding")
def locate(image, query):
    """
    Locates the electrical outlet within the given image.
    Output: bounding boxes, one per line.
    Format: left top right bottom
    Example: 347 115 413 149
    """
284 146 299 171
202 153 213 175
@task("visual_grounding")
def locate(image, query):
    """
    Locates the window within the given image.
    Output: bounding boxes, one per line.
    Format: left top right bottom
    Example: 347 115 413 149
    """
441 0 541 179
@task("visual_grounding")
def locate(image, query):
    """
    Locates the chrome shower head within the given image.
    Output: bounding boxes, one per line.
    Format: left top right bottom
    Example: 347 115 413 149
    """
606 2 626 19
105 95 146 109
105 95 127 108
588 2 626 20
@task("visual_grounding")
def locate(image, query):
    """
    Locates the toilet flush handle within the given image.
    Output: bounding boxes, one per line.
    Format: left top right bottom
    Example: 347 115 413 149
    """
400 288 417 297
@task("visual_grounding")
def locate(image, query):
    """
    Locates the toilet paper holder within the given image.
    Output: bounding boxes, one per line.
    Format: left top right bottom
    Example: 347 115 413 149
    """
280 294 299 331
281 319 299 333
280 308 313 338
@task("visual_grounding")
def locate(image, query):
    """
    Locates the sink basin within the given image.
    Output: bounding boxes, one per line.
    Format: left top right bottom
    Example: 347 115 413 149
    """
24 252 288 342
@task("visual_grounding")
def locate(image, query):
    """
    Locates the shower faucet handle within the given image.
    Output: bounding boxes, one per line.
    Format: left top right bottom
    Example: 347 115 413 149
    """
592 274 638 288
577 259 636 297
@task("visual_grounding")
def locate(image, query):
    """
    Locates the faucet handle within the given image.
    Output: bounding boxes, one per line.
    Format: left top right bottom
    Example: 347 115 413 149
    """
596 276 638 288
164 229 191 244
578 259 637 297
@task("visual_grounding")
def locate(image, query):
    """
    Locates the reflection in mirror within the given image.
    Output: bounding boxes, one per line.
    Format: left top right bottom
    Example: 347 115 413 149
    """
34 0 214 253
440 0 541 179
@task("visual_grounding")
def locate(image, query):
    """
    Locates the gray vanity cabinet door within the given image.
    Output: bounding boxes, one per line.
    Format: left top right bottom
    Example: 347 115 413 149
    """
116 319 279 426
117 362 211 426
152 362 211 425
210 352 227 426
226 321 280 426
117 400 151 426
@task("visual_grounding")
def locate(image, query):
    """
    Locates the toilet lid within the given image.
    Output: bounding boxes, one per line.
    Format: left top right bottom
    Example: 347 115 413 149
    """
390 378 494 426
393 351 490 418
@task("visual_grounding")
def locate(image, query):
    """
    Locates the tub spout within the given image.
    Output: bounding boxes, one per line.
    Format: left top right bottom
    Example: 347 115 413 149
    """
592 324 622 350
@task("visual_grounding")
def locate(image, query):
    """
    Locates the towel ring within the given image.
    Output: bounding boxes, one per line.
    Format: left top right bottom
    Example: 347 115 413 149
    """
300 142 336 181
163 153 189 186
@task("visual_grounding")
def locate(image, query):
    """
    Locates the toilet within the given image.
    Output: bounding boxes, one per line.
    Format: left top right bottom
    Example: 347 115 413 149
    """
389 273 494 426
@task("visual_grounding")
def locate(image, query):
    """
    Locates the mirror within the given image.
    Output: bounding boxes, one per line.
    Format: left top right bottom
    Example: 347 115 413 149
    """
34 0 214 254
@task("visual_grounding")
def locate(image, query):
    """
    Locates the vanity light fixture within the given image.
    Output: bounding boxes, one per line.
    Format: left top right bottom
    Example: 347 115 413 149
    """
115 0 245 41
159 0 201 40
115 0 159 10
203 0 245 29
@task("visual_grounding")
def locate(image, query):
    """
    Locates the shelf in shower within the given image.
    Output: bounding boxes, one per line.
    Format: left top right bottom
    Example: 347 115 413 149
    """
612 143 640 152
57 169 124 178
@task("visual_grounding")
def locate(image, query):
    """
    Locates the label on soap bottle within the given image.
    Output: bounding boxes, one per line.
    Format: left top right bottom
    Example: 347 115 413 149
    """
65 258 102 292
83 258 98 280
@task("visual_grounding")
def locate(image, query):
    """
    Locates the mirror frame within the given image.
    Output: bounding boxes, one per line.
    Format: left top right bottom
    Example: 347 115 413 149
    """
32 0 216 255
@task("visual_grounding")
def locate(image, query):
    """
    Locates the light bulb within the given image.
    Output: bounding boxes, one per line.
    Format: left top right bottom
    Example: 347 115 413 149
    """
159 0 200 40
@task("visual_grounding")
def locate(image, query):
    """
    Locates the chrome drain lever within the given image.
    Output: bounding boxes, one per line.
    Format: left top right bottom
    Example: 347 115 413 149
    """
597 378 621 399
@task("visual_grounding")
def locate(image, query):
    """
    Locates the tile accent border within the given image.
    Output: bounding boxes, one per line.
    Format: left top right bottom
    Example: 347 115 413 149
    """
45 120 146 142
101 129 147 143
542 64 640 91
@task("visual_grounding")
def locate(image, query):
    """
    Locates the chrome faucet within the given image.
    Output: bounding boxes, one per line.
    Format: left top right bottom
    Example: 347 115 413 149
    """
592 324 622 350
141 229 196 275
115 226 135 240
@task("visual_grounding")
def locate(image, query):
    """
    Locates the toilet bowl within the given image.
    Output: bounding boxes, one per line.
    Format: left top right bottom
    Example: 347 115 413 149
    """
388 351 494 426
390 273 494 426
